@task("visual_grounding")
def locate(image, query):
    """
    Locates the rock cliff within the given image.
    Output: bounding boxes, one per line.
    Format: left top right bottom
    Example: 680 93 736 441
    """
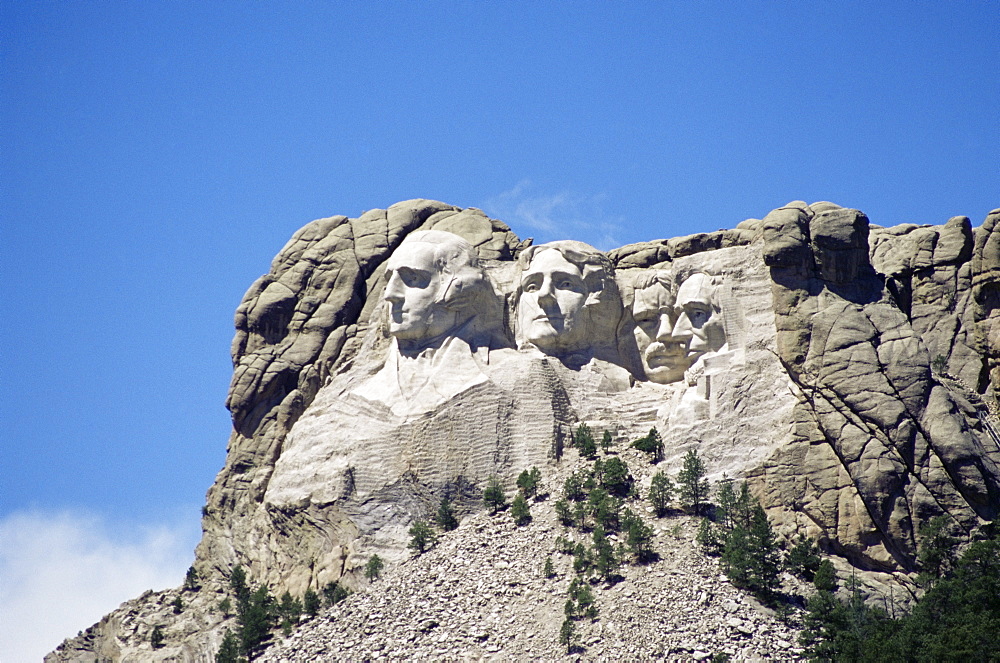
48 200 999 662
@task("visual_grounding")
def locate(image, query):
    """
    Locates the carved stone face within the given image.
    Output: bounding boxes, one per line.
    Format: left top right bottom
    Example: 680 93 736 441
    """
383 242 459 343
632 281 689 383
516 249 589 355
674 273 726 365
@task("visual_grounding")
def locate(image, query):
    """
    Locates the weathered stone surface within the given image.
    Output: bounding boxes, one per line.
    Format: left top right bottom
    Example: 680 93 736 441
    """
48 199 999 662
753 202 1000 571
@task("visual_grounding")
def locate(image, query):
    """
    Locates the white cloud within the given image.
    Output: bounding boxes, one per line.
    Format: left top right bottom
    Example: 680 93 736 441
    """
0 508 198 662
481 180 625 251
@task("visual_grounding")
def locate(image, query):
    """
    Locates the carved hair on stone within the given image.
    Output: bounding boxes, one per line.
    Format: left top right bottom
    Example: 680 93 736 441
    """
382 229 504 350
512 240 625 364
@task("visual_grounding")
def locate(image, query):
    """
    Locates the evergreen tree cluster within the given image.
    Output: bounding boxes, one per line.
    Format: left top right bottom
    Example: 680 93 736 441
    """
696 480 781 602
214 563 362 662
800 524 1000 661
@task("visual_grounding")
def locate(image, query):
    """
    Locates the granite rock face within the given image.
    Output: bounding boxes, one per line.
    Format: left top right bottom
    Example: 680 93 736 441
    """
47 200 999 662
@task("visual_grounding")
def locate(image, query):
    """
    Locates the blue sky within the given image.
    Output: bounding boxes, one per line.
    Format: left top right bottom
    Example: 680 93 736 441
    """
2 1 997 658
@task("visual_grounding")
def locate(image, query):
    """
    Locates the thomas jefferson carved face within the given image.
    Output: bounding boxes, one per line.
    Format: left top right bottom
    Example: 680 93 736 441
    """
631 276 688 383
673 272 726 366
514 242 615 359
382 231 483 348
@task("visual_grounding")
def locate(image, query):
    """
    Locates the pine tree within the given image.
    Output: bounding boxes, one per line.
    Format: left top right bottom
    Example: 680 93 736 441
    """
601 429 614 452
278 590 302 625
218 597 232 616
365 554 384 581
408 520 438 553
322 581 350 606
238 584 275 656
600 457 633 496
303 588 321 616
677 449 710 515
559 618 576 653
785 536 822 581
555 498 574 526
648 470 674 517
623 509 656 563
483 475 507 514
697 517 722 555
563 470 588 502
917 515 957 584
183 565 199 591
511 493 532 526
171 595 183 614
150 625 165 649
813 559 838 592
230 565 250 606
543 556 555 578
215 628 241 663
516 467 542 499
435 496 459 531
631 427 664 463
588 487 620 531
747 504 781 597
592 525 619 581
574 423 597 459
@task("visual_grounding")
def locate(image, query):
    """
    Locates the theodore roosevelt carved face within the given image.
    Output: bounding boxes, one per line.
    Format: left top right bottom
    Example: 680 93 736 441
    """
631 272 688 383
382 230 487 350
514 241 613 358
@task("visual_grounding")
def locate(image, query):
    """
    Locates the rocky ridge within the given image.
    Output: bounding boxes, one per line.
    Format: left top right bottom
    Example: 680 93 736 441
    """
47 201 998 662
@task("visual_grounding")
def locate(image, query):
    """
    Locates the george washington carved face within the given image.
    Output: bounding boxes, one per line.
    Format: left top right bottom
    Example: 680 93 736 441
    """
382 231 486 349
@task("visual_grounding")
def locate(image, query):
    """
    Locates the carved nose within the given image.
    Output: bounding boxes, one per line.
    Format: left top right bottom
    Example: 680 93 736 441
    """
655 314 674 342
671 313 693 341
536 278 557 305
384 273 404 303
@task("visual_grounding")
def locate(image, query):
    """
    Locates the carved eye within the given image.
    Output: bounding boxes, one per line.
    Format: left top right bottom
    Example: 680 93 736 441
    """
686 306 711 326
398 267 431 289
523 282 539 293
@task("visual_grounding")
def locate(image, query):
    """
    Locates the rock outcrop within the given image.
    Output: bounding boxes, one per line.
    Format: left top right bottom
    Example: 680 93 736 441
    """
48 200 998 662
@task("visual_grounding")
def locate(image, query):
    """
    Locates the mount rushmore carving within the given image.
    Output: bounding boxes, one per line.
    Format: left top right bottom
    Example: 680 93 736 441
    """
47 199 1000 662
